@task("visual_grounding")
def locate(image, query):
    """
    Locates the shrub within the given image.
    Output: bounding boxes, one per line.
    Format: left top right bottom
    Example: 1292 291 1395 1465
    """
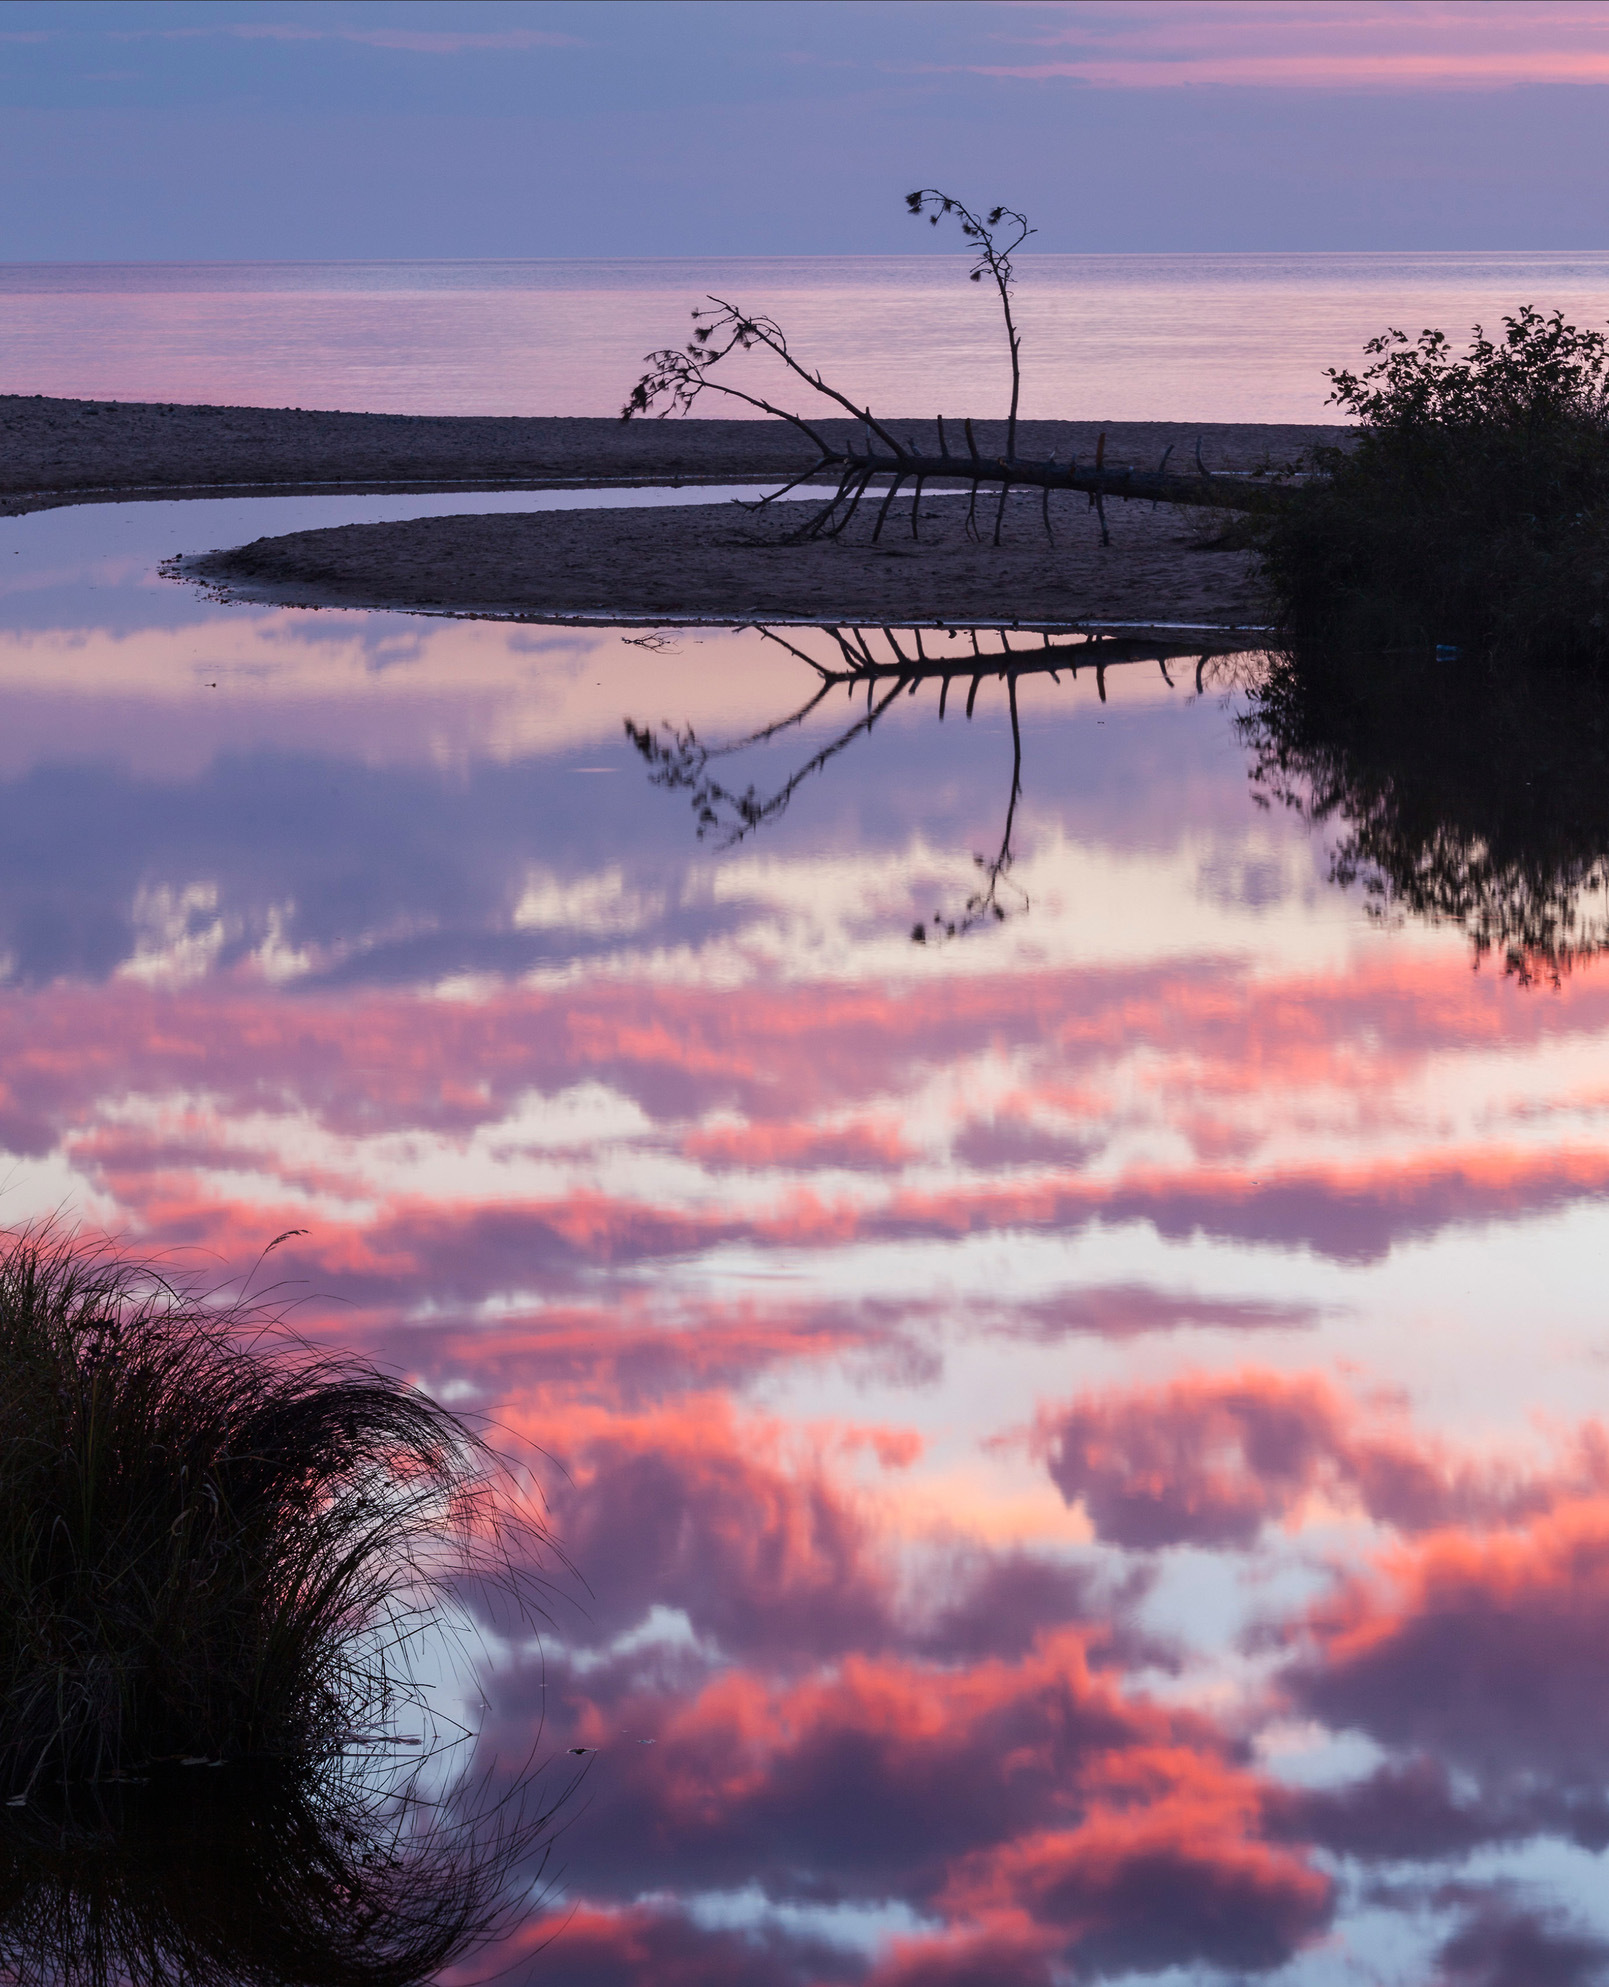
0 1229 527 1799
1239 641 1609 983
1259 306 1609 667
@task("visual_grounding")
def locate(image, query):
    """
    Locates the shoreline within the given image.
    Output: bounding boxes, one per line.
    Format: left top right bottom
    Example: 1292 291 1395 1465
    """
178 489 1265 629
0 395 1348 516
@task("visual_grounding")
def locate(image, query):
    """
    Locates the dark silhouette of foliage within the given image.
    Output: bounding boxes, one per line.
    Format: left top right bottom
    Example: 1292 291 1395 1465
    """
1326 307 1609 428
0 1228 552 1799
0 1747 570 1987
1240 641 1609 983
1259 307 1609 666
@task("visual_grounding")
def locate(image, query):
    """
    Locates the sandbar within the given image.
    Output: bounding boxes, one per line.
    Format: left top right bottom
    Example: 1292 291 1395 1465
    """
181 489 1264 629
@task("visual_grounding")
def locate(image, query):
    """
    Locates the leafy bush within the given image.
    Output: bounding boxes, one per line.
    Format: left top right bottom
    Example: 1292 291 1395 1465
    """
1240 641 1609 983
1260 306 1609 666
0 1230 530 1800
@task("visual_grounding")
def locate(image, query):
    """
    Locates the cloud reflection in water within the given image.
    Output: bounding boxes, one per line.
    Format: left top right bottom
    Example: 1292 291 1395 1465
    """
5 502 1609 1980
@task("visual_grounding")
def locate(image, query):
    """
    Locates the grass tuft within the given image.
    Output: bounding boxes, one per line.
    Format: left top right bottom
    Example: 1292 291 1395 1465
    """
1258 306 1609 668
0 1750 565 1987
0 1226 531 1799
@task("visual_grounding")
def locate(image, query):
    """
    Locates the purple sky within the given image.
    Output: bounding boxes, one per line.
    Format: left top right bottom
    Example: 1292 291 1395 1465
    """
2 0 1608 258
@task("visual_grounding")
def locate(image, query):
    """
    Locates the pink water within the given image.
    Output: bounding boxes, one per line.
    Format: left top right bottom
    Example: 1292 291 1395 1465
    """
9 255 1609 1980
5 251 1609 420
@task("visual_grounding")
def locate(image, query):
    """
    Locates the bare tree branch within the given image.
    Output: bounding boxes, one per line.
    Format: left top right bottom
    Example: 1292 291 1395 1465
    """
620 194 1296 551
906 191 1032 463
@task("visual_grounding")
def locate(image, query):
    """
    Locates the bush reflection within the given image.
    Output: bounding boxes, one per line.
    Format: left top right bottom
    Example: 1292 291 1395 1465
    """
629 624 1609 983
1241 642 1609 982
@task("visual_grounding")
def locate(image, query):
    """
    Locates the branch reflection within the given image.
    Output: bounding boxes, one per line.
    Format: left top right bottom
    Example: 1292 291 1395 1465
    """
627 624 1237 942
1240 644 1609 983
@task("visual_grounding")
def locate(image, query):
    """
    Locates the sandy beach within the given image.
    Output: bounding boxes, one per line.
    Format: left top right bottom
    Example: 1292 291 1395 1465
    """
180 488 1265 627
6 394 1342 625
1 394 1346 514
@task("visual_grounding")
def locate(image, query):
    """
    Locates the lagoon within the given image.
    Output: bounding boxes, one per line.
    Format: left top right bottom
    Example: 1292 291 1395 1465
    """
3 472 1609 1978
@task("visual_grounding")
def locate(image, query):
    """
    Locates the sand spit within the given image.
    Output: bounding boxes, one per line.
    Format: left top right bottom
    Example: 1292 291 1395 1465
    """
0 395 1348 515
180 489 1264 629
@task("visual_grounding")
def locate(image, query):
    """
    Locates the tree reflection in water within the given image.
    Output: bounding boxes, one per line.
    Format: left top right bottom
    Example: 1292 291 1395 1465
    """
1240 643 1609 983
627 623 1239 941
0 1747 571 1987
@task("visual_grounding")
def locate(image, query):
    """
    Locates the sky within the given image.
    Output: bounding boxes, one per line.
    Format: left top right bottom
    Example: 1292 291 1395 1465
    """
2 0 1609 260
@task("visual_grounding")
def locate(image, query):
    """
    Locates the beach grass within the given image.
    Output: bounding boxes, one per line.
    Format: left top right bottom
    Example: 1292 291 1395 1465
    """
0 1749 558 1987
0 1227 518 1801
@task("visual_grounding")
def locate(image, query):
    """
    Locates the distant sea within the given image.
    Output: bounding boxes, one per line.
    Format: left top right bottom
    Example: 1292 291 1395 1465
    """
3 253 1607 425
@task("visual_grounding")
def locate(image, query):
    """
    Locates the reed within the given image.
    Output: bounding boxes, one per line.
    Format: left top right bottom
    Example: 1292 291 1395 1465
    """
0 1227 516 1799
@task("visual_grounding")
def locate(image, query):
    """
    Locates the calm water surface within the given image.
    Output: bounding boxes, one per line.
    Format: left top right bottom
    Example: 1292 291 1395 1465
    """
5 252 1609 422
3 489 1609 1981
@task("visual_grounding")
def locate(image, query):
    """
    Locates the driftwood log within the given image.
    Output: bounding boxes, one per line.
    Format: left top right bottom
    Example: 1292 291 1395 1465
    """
624 193 1303 548
766 419 1292 544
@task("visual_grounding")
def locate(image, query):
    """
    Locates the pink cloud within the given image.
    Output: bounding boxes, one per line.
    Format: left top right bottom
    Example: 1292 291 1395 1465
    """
434 1391 1108 1672
936 1797 1331 1976
497 1901 834 1987
532 1630 1331 1975
535 1398 896 1661
1287 1497 1609 1782
958 2 1609 92
683 1115 916 1171
1035 1368 1605 1548
9 944 1609 1285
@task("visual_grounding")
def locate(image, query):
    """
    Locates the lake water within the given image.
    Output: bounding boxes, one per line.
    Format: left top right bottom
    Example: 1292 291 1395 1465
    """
4 479 1609 1982
5 251 1609 423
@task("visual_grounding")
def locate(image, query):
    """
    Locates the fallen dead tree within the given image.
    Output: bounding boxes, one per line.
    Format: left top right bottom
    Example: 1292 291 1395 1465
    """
624 192 1299 545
